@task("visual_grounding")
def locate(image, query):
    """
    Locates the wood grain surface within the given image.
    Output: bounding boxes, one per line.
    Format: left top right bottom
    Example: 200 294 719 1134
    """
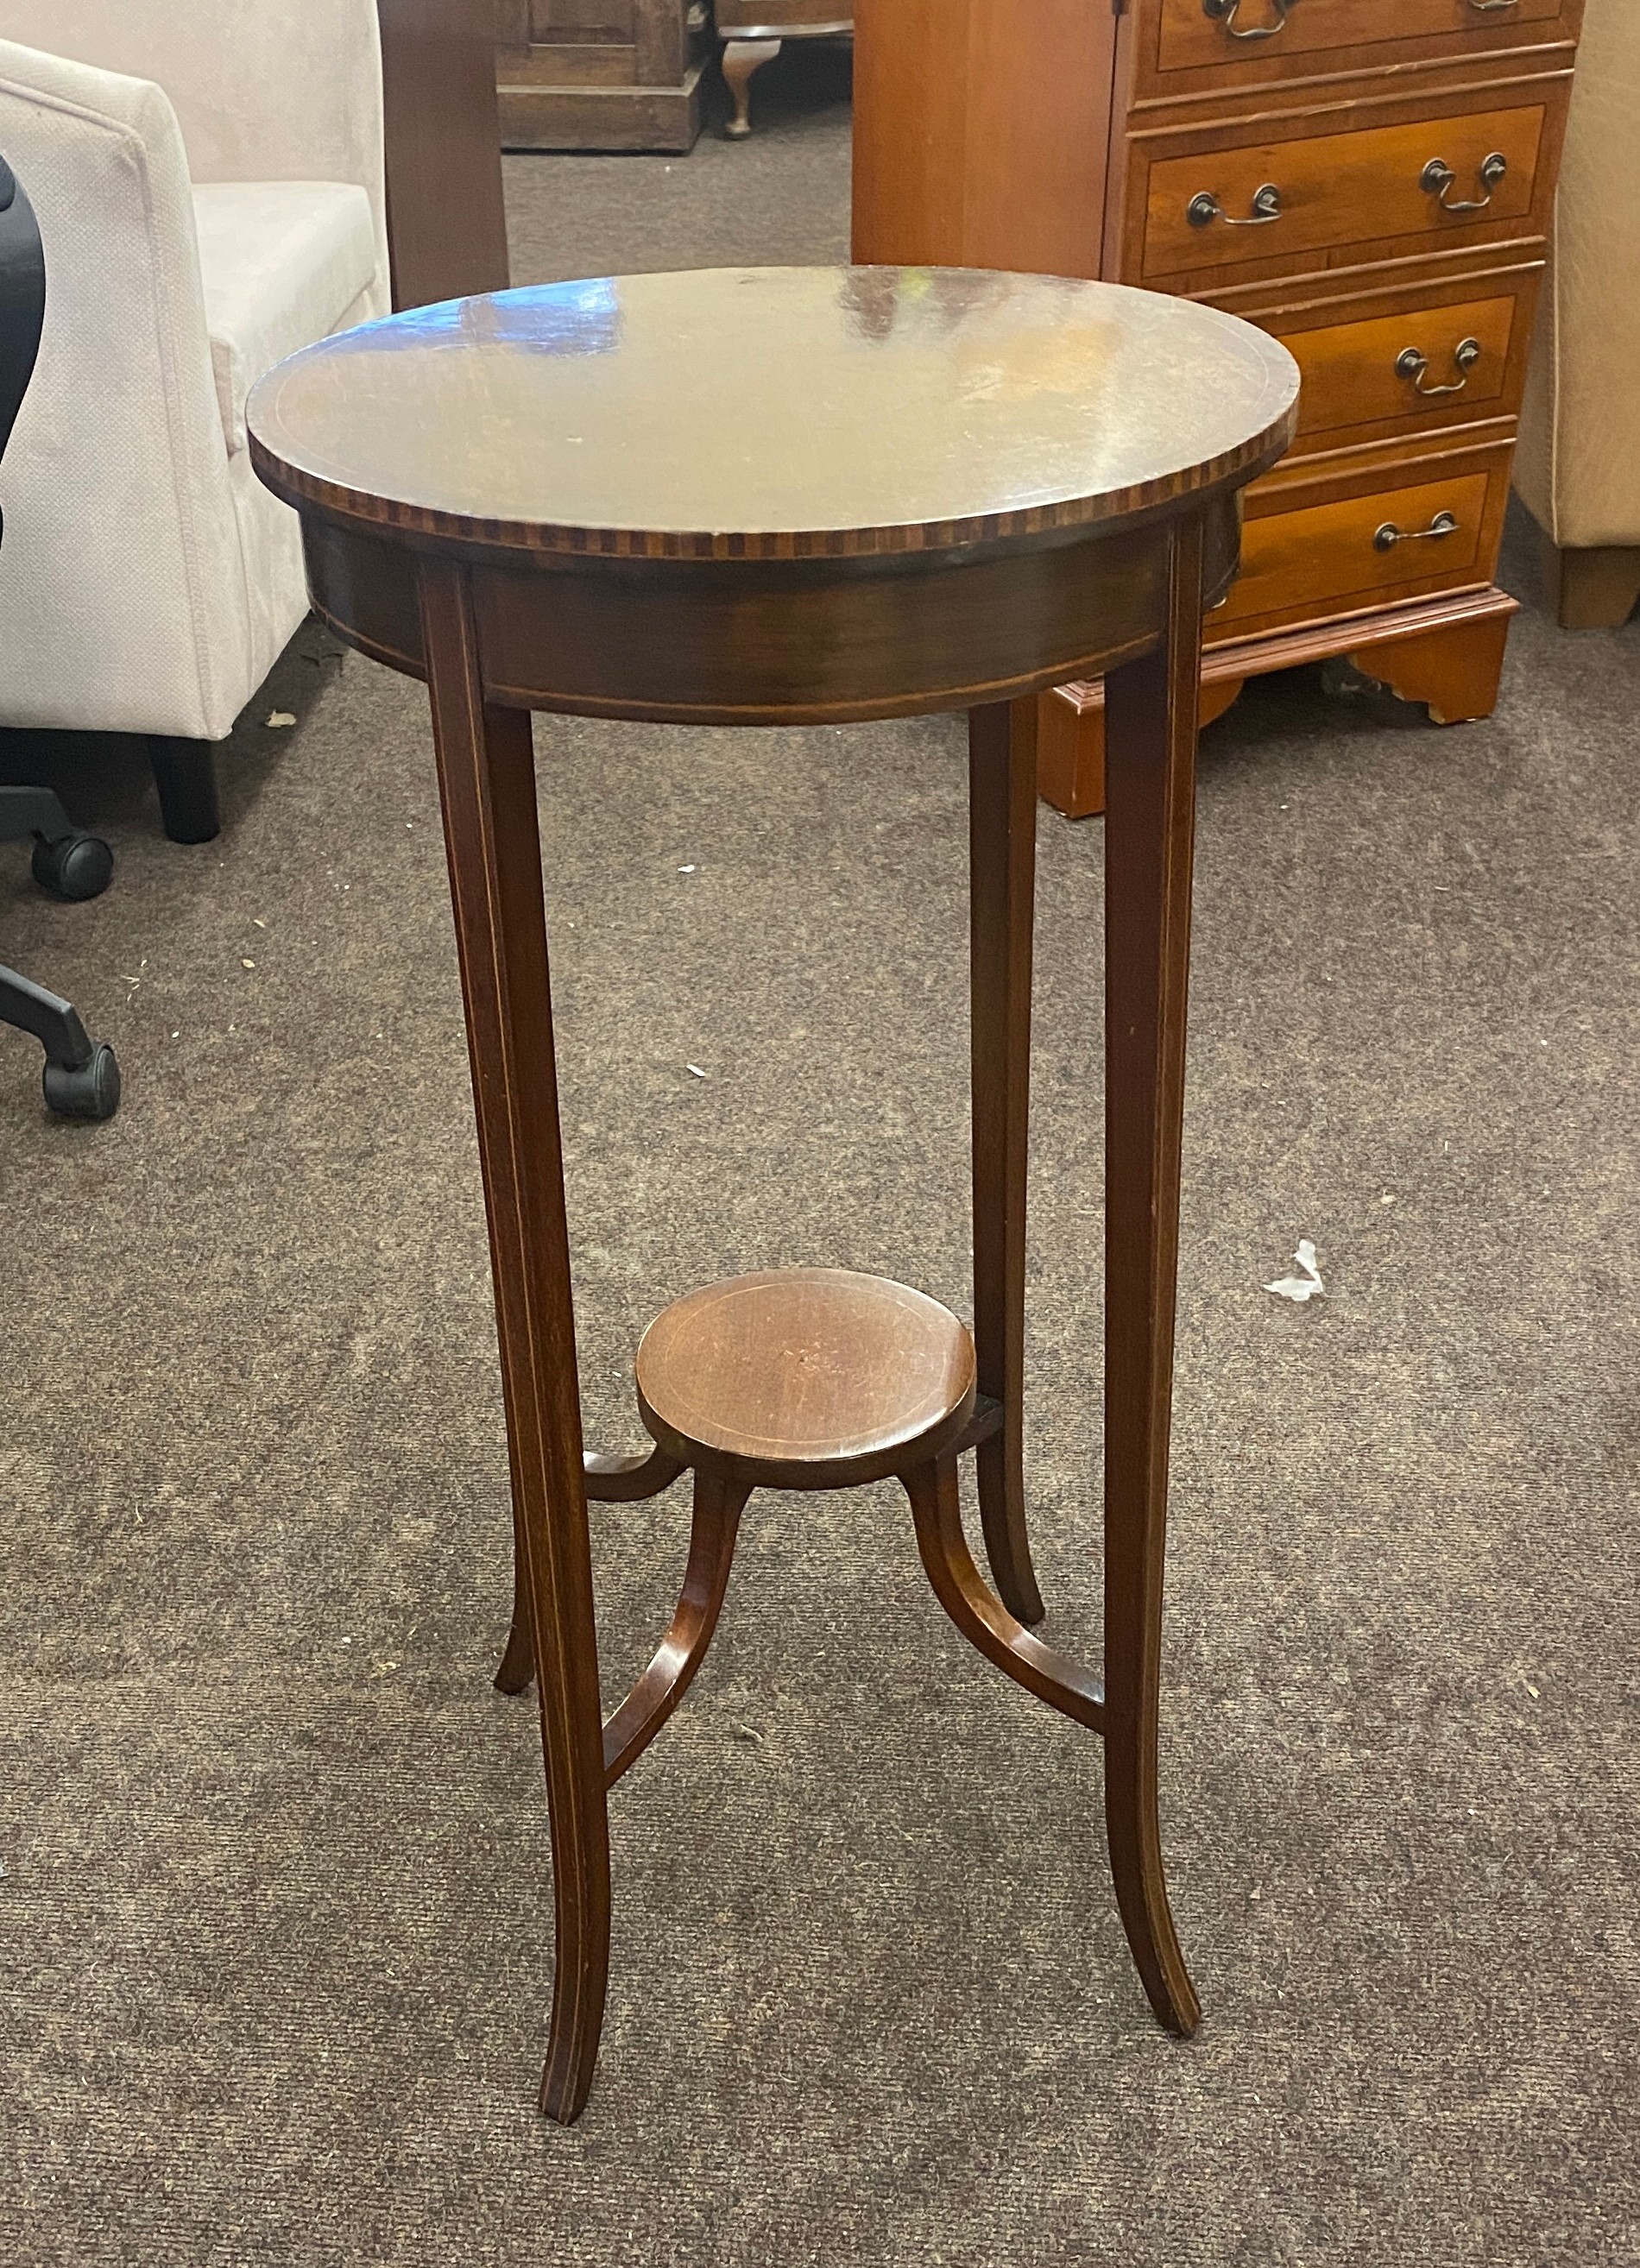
1150 0 1575 83
852 0 1120 279
635 1270 978 1488
1139 104 1546 283
851 2 1584 816
377 0 511 312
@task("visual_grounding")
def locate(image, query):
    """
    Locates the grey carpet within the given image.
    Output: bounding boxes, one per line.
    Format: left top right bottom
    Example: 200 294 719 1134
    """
2 50 1637 2267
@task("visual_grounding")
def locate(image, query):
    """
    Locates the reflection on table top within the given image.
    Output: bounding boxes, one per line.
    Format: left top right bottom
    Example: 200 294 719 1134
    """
248 266 1300 559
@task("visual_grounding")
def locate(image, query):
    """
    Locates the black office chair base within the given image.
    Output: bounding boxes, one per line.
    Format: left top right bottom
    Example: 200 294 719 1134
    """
0 965 122 1120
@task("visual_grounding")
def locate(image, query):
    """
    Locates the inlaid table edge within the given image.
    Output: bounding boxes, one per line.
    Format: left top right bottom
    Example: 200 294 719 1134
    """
246 415 1298 567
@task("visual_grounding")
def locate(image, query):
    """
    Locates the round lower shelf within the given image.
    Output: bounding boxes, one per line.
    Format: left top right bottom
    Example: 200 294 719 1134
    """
635 1266 975 1487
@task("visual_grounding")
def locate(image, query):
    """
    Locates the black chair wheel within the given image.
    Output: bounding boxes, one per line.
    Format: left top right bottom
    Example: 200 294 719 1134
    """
42 1042 120 1120
32 829 114 901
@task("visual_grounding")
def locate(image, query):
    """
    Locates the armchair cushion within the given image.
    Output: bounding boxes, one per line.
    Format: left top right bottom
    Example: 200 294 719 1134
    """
192 181 376 454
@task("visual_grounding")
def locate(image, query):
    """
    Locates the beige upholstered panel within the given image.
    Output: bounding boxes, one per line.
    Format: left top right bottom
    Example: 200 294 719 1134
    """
0 42 254 738
0 0 389 298
193 184 379 454
1515 0 1640 550
0 9 388 742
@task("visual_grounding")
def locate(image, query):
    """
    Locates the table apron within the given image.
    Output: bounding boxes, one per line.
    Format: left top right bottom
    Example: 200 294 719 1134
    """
299 503 1242 721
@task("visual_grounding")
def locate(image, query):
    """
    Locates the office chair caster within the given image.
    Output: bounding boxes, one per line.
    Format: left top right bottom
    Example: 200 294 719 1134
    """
31 828 114 901
0 965 122 1121
42 1039 120 1119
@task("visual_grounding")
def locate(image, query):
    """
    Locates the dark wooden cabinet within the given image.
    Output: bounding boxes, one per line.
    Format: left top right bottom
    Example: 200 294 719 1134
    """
496 0 709 151
378 0 511 310
853 0 1586 814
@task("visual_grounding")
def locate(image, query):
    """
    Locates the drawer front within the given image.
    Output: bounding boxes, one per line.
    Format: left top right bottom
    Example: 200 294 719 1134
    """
1154 0 1573 80
1141 104 1543 280
1214 463 1496 629
1277 287 1518 444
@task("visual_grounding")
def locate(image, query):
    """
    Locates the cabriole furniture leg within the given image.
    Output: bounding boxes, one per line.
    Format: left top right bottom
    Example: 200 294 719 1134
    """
722 38 780 135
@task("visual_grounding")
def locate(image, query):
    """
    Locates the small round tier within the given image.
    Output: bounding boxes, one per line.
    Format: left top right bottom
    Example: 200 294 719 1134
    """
635 1268 977 1489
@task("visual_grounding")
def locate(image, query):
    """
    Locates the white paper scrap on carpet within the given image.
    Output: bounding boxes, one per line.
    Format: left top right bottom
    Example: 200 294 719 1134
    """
1265 1239 1324 1303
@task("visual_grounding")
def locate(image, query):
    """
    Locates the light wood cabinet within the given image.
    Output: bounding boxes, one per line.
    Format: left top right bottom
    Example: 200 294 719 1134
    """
853 0 1586 814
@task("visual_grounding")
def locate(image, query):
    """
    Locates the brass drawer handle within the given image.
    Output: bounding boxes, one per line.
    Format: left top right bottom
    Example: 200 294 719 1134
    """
1395 337 1482 396
1373 510 1460 551
1187 182 1283 229
1420 152 1508 212
1202 0 1298 38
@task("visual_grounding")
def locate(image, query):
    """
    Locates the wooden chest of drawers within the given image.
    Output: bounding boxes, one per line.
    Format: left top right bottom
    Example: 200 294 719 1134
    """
852 0 1585 813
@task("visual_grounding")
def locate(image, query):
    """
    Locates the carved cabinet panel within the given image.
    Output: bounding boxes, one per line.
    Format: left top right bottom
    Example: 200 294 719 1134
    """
497 0 705 149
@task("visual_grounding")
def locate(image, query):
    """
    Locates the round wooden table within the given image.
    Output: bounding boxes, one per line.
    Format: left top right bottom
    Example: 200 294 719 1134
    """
248 266 1298 2125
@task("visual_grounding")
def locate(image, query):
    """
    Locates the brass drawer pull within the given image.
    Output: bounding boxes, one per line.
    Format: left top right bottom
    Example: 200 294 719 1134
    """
1187 182 1283 230
1373 510 1460 551
1395 337 1482 396
1420 152 1508 212
1202 0 1298 38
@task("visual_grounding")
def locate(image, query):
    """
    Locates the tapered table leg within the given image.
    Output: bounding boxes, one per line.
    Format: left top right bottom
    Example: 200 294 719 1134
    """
1100 519 1207 2038
419 558 612 2124
968 696 1045 1629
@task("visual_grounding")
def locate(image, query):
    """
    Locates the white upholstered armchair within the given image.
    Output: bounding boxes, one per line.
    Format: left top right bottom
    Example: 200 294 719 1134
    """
0 3 390 840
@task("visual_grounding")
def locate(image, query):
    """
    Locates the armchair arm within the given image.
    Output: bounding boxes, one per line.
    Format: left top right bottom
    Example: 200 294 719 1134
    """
0 41 250 737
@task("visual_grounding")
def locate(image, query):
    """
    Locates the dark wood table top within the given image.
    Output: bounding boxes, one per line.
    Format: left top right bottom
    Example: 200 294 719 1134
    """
247 266 1298 561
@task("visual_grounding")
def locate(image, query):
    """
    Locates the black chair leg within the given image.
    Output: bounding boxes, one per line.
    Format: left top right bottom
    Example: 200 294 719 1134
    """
0 963 119 1118
148 736 220 844
0 782 71 841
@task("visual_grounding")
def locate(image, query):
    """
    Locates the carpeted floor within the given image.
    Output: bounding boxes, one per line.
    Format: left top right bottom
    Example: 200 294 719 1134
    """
3 49 1637 2268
